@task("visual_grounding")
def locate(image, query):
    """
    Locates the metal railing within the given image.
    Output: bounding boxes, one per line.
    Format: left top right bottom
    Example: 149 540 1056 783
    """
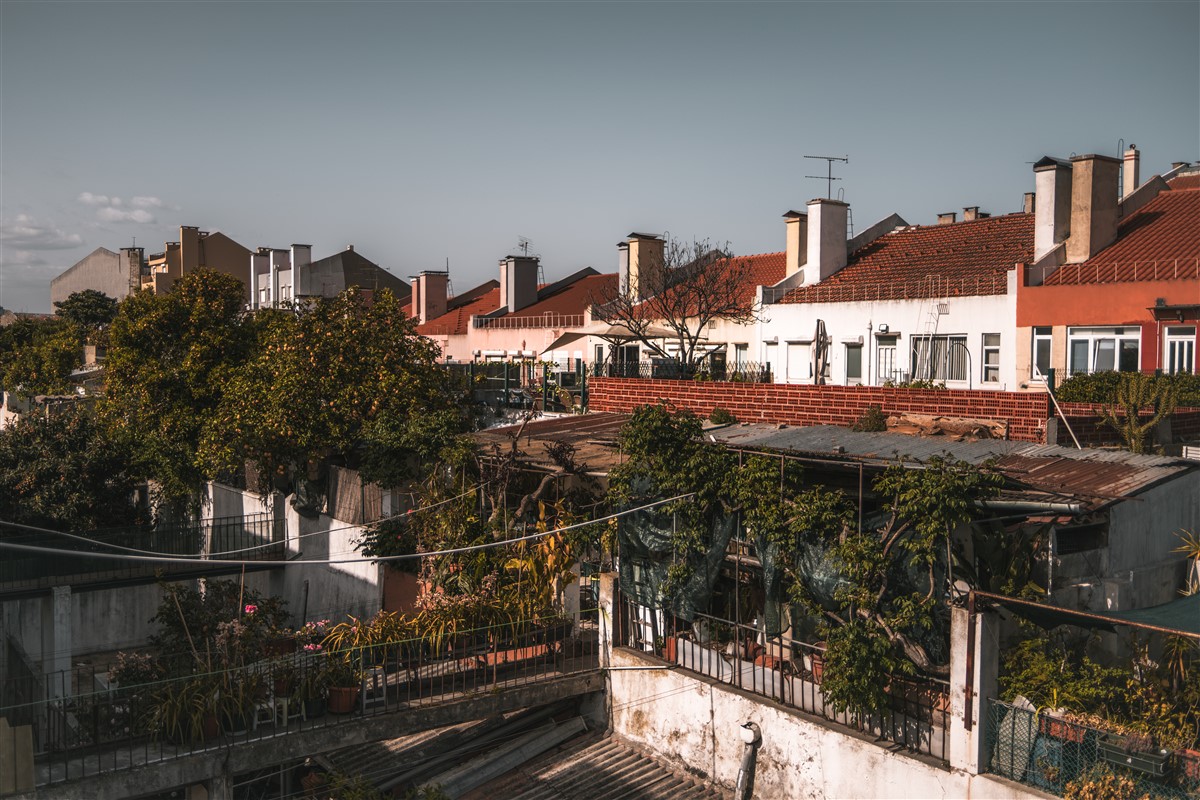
472 313 586 330
1028 257 1199 286
614 592 950 763
0 514 283 591
589 360 773 383
986 699 1200 799
762 273 1009 304
0 617 598 792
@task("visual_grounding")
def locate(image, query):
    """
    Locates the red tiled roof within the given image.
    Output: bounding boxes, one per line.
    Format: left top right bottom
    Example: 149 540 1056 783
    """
733 251 787 306
1042 180 1200 285
416 287 500 336
416 272 618 337
779 213 1033 304
1168 173 1200 191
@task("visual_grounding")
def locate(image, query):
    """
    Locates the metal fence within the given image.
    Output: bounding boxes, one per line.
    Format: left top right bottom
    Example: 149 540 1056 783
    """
614 592 950 763
986 700 1200 799
0 514 283 592
0 616 598 793
590 360 773 384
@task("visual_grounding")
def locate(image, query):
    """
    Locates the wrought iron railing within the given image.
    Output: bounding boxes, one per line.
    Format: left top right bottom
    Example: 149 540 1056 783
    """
614 592 949 763
1028 257 1199 286
762 273 1010 304
986 699 1200 799
589 360 773 383
0 617 598 792
472 313 586 329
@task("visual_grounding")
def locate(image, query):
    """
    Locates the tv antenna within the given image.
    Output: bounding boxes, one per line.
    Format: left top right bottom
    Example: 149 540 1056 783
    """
515 237 539 258
804 154 849 199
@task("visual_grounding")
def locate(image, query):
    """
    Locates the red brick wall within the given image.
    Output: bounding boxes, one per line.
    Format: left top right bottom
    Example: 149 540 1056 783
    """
1056 401 1200 447
588 378 1051 442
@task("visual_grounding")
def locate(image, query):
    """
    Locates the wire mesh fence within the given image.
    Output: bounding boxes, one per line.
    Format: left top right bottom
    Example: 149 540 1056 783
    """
986 700 1200 798
589 360 773 383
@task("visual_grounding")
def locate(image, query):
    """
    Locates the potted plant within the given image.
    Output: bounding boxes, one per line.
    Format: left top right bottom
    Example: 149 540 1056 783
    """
151 676 219 745
295 660 330 719
1039 708 1087 744
324 657 362 714
1097 731 1171 777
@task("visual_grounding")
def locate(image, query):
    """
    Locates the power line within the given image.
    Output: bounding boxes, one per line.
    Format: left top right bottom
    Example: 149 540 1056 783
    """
0 494 695 568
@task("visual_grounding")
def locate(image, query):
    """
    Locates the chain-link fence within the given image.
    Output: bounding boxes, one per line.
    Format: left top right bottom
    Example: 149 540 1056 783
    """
987 700 1200 798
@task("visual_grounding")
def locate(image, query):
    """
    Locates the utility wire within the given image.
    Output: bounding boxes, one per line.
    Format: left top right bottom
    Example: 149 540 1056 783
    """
0 494 693 568
0 483 490 559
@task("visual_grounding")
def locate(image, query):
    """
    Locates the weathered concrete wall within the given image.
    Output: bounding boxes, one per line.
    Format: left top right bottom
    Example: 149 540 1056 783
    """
49 247 130 306
606 646 1037 799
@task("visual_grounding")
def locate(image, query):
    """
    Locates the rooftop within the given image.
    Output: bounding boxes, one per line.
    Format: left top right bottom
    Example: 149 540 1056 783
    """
778 213 1033 304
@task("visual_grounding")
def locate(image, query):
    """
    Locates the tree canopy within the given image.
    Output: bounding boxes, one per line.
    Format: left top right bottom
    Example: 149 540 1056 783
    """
54 289 119 334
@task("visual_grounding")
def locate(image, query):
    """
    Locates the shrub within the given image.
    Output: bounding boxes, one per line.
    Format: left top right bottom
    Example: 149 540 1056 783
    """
1058 370 1200 407
709 407 737 425
850 405 887 432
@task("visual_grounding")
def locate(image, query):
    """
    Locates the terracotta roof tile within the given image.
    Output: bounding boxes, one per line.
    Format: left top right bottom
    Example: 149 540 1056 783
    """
416 287 500 336
501 273 617 323
778 213 1032 304
416 273 618 337
1168 173 1200 191
1042 180 1200 285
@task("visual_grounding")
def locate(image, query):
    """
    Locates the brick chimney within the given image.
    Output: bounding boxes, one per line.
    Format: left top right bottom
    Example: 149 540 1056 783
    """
1066 154 1120 264
622 233 665 300
413 271 448 324
1034 157 1073 261
963 207 981 221
1023 193 1036 214
803 199 848 286
1123 145 1140 198
784 210 808 278
937 212 957 225
499 256 539 313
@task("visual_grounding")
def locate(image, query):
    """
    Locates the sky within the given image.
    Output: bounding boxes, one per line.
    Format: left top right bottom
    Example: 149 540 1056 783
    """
1 1 1197 312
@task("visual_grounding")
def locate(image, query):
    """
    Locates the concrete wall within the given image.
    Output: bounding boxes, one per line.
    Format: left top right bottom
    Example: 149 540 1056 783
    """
49 248 130 306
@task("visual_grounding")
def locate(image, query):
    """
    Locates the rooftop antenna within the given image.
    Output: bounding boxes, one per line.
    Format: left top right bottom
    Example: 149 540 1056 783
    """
805 154 849 199
515 237 540 259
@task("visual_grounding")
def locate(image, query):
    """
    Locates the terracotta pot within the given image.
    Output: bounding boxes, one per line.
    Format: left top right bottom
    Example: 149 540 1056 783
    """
327 685 360 714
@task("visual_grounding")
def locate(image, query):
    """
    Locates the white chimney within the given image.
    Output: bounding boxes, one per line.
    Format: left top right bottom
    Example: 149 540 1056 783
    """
413 271 448 324
937 212 957 225
499 256 539 313
783 211 807 278
803 199 848 286
1034 157 1073 261
1066 153 1120 264
269 248 290 307
622 233 665 300
250 251 268 309
1123 145 1140 198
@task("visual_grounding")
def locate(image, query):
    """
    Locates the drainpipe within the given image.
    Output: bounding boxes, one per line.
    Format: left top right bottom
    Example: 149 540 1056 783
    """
735 722 762 800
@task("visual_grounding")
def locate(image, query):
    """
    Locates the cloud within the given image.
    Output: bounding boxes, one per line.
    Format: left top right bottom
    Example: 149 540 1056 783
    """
5 250 49 267
0 214 85 250
96 207 155 224
77 191 173 223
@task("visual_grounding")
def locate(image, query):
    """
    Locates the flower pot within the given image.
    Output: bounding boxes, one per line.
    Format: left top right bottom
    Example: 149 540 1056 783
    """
202 712 220 741
273 676 296 697
1097 734 1171 777
1038 714 1086 744
304 697 327 719
327 685 360 714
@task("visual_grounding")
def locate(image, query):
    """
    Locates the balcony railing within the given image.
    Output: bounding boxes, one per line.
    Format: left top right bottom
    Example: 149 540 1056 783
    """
762 274 1009 304
589 360 773 384
614 592 950 763
986 699 1200 799
1025 257 1199 286
472 313 586 330
0 617 598 792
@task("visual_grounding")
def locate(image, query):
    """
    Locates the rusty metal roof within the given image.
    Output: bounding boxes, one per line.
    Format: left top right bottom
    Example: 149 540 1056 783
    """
473 412 629 474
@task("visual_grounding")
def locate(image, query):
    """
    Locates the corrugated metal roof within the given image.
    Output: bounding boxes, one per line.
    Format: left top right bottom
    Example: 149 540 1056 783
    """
710 424 1025 465
474 412 629 473
464 731 723 800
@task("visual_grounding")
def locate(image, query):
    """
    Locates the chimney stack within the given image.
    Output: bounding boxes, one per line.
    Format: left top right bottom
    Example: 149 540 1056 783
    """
413 271 448 324
783 210 808 277
499 255 539 313
622 233 665 300
1023 192 1036 214
250 250 268 308
937 212 957 225
803 199 848 286
1066 154 1120 264
1034 156 1073 261
1123 145 1140 198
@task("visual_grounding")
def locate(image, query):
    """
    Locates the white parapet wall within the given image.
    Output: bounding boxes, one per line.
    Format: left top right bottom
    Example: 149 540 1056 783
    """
598 575 1044 799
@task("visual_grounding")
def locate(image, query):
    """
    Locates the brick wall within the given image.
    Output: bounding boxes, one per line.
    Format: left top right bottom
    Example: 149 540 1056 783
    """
1056 401 1200 447
588 378 1051 442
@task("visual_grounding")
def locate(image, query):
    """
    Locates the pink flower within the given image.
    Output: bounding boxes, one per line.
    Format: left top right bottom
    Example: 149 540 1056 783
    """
244 604 258 615
303 643 323 652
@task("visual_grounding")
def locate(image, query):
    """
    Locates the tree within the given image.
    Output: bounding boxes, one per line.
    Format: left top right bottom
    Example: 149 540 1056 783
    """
590 238 761 371
101 270 253 513
0 404 142 530
200 287 468 494
0 316 82 396
53 289 119 336
1100 371 1178 454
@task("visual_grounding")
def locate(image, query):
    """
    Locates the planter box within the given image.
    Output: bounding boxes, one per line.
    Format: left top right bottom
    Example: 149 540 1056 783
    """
327 685 360 715
1038 713 1086 744
1098 734 1171 777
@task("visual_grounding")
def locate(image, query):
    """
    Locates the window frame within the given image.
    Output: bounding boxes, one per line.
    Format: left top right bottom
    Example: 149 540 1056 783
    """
981 333 1000 384
1066 326 1141 375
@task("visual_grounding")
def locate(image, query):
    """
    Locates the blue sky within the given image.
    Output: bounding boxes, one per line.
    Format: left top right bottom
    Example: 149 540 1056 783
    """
2 0 1197 312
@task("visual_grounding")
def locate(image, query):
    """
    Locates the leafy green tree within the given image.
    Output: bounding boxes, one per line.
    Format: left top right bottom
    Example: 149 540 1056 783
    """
101 270 252 512
200 287 467 493
0 319 82 396
0 404 141 529
53 289 119 336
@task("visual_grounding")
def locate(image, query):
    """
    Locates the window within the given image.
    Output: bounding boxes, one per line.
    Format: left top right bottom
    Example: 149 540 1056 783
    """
785 342 811 383
877 336 898 384
734 343 749 368
982 333 1000 383
845 344 863 385
764 342 778 378
1067 327 1140 375
1165 326 1196 374
1032 327 1052 380
910 334 968 382
595 344 605 365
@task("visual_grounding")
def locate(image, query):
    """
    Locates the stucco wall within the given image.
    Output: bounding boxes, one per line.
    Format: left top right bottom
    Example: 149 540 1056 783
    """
49 248 130 306
607 646 1037 799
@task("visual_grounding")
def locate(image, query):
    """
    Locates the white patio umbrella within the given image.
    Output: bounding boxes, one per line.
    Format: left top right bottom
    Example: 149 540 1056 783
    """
812 319 831 385
540 321 676 355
